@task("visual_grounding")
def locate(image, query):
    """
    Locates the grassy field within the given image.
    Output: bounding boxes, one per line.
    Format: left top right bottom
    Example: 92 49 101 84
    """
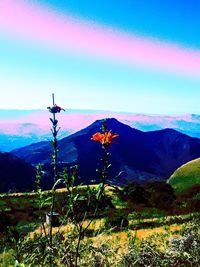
0 186 200 266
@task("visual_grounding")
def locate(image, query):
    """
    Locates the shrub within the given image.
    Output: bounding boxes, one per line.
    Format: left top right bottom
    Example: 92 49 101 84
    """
144 181 176 210
105 210 129 230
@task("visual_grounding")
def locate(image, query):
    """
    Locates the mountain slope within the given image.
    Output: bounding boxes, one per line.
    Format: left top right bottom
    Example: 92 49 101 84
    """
11 118 200 185
0 152 36 193
168 158 200 193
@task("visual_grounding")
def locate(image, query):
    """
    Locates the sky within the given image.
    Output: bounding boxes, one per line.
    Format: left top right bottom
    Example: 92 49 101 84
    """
0 0 200 114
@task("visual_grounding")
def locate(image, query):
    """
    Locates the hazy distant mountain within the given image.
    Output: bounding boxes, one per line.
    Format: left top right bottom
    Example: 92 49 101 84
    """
11 118 200 185
0 152 36 193
2 109 200 151
0 132 47 151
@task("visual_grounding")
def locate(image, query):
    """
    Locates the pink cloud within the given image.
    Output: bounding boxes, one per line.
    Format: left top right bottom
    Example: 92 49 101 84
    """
0 0 200 77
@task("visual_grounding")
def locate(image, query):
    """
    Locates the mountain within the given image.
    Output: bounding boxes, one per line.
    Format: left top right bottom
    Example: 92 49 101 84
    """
11 118 200 185
168 158 200 193
0 152 36 193
2 109 200 151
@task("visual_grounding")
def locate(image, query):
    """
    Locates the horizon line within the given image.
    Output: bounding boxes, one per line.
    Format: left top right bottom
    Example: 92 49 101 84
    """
0 108 199 117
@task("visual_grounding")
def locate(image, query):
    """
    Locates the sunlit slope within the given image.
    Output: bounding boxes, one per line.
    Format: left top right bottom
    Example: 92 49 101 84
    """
168 158 200 193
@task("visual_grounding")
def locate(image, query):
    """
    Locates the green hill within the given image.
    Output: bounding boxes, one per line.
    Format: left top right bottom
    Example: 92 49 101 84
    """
168 158 200 193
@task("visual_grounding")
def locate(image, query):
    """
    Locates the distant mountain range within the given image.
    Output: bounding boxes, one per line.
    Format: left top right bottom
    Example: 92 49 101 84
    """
11 118 200 186
1 109 200 151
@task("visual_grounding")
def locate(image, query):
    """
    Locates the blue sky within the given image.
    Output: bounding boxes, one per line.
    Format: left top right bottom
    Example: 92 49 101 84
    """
36 0 200 48
0 0 200 114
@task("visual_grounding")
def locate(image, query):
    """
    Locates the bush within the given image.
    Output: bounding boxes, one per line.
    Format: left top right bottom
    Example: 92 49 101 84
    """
144 181 176 210
105 210 129 230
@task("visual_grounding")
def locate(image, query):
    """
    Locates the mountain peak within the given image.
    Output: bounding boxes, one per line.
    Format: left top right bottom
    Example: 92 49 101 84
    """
90 117 124 128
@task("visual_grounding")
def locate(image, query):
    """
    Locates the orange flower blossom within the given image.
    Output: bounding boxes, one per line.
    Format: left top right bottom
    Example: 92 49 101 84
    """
91 130 119 146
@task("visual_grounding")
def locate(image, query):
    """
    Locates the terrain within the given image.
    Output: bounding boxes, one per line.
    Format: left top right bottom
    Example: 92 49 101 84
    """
0 185 199 266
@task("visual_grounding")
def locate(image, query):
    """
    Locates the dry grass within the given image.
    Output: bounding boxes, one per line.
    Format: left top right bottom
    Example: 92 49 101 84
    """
29 216 182 254
90 223 181 248
0 185 115 198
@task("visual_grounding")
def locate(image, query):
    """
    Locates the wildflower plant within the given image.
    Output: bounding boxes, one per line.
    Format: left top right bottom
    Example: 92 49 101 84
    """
47 93 65 183
46 93 65 265
91 119 119 195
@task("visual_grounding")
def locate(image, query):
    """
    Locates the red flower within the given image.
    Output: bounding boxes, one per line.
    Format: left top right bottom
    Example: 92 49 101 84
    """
91 130 119 146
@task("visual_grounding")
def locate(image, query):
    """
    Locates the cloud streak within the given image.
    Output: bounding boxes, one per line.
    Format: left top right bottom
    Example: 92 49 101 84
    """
0 0 200 77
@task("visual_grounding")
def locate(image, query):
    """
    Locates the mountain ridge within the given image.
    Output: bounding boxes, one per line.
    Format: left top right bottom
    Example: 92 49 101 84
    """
11 118 200 185
2 109 200 151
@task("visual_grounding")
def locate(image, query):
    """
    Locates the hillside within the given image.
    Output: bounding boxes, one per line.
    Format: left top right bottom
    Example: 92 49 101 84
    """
168 158 200 193
11 118 200 185
1 185 200 266
0 152 36 193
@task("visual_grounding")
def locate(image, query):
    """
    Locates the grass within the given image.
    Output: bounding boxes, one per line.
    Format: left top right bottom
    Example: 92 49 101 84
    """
1 186 200 266
1 214 197 266
1 185 199 233
0 185 119 240
26 211 199 252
